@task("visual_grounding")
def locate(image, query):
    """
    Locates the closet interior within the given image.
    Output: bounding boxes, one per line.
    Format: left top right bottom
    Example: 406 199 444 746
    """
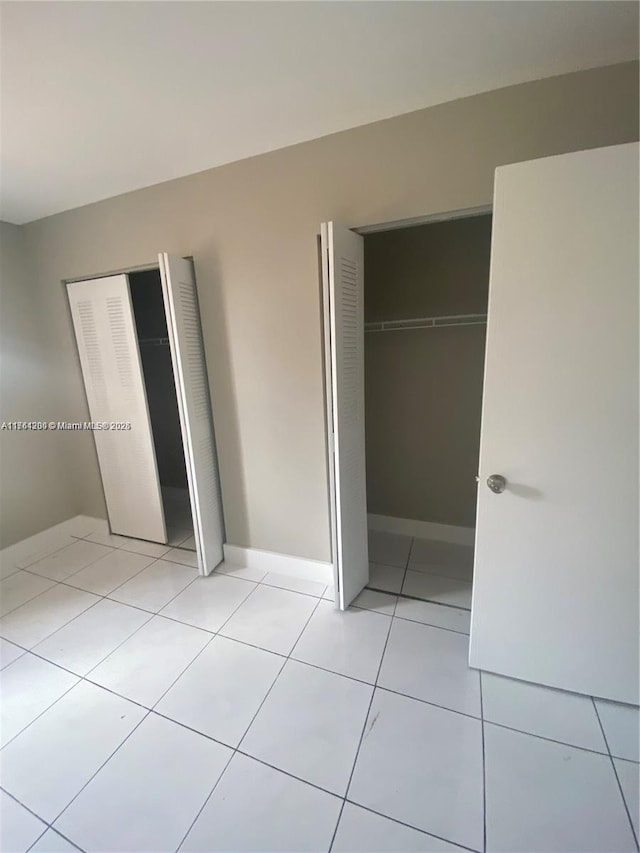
66 253 228 568
363 213 492 610
128 269 196 552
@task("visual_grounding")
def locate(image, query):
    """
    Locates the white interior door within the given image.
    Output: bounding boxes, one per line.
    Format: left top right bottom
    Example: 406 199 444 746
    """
159 253 225 576
470 143 639 704
321 222 369 609
67 275 167 542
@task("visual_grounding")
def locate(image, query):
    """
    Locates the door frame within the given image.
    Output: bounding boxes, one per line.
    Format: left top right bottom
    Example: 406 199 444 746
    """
321 202 493 607
61 256 199 544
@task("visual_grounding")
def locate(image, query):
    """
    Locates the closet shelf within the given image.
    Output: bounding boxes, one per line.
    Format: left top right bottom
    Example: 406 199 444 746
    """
365 313 487 333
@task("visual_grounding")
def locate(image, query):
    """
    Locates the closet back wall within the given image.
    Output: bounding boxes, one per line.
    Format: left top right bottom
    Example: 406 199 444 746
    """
17 62 638 559
365 216 491 529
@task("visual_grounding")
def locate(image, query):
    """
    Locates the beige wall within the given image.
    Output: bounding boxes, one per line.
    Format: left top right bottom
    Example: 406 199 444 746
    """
0 222 75 546
365 216 492 528
18 61 639 561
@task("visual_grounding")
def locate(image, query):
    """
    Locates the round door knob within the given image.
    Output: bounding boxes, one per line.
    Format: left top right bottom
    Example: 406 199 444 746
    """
487 474 507 494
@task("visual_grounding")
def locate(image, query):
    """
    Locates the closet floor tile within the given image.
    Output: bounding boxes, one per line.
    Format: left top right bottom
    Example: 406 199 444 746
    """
367 530 412 568
408 538 474 581
352 588 398 616
368 562 405 594
394 597 471 633
402 570 472 609
166 527 192 547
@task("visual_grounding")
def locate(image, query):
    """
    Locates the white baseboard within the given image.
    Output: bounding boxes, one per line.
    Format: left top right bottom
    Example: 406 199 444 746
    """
368 513 475 546
223 543 333 586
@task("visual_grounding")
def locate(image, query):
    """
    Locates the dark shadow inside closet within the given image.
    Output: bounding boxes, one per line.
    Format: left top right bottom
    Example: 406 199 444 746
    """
129 269 195 549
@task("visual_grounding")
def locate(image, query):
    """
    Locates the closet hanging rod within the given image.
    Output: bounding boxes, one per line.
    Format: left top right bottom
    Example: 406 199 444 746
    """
365 313 487 333
139 336 170 346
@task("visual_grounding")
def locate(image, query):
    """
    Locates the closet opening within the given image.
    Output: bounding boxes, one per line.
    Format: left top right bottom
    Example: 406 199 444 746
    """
128 268 195 552
362 212 492 614
66 253 225 575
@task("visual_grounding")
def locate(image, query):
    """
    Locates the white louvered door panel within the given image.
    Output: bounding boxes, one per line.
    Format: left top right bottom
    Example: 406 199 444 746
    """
159 254 225 576
322 222 369 609
67 275 167 542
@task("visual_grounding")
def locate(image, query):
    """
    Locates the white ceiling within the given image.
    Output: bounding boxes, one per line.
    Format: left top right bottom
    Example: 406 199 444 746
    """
1 1 637 224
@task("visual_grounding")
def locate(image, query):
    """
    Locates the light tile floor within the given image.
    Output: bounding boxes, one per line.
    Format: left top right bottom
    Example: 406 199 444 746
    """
0 526 638 853
368 530 474 609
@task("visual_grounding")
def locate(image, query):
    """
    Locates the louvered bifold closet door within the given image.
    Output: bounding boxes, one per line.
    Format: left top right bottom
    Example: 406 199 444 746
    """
322 222 369 609
67 275 167 542
159 254 225 576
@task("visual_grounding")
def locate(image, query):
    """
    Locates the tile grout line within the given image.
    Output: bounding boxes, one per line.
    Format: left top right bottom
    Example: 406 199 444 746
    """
0 785 52 829
479 670 488 853
174 593 325 851
0 565 215 753
3 622 629 762
5 535 635 851
591 697 639 850
48 710 153 832
174 749 236 853
9 534 97 573
236 594 324 752
398 535 414 598
361 589 471 628
366 584 471 612
9 556 201 678
332 607 396 850
342 799 482 853
25 821 84 853
0 667 82 752
15 558 204 646
20 536 146 589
